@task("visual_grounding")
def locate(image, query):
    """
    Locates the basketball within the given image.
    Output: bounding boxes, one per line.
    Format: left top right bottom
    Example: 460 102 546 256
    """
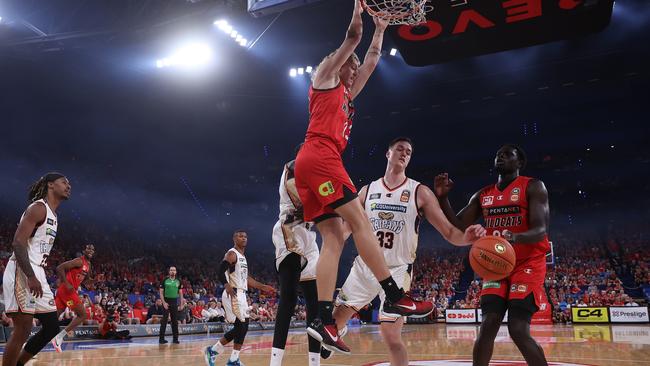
469 235 516 281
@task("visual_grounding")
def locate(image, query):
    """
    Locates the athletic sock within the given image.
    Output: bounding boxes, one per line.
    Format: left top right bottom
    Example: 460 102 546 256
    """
211 341 225 353
318 301 334 325
379 276 404 303
270 347 285 366
308 351 321 366
229 349 240 362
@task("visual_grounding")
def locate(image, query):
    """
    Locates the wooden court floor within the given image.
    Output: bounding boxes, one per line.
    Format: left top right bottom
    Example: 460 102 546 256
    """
7 323 650 365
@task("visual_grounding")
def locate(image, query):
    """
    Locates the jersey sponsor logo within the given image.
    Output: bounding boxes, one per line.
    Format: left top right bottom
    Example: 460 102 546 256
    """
378 212 394 220
400 189 411 203
47 218 55 225
510 194 520 202
497 195 504 201
485 206 521 216
482 281 501 289
369 203 407 213
369 193 381 200
512 188 521 195
482 196 494 206
318 181 335 197
46 228 57 238
386 193 392 198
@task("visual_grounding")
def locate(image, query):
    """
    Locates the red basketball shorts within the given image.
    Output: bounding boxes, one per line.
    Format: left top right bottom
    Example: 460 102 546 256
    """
55 286 82 310
480 254 547 309
295 140 357 222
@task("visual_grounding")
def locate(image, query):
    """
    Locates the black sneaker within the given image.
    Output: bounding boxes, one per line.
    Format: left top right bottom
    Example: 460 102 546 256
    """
159 339 168 344
172 339 180 344
321 347 333 359
306 319 350 355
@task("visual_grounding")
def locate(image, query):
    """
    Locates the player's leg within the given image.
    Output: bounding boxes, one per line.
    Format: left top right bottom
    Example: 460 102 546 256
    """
169 299 179 343
271 252 302 366
3 313 34 366
300 279 322 365
507 294 548 366
332 305 355 334
314 216 345 316
159 300 170 343
473 294 507 366
18 311 60 365
228 318 249 365
333 198 432 318
379 318 407 366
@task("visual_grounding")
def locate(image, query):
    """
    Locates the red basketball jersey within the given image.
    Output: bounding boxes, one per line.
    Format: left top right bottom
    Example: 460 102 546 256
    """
305 83 355 155
66 256 90 289
479 176 550 260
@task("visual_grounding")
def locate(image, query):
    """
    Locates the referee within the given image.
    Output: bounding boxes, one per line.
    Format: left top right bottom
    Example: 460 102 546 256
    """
159 266 184 344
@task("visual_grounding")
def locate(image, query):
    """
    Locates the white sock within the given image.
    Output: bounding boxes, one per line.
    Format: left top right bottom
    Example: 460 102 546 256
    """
270 347 285 366
229 349 240 362
57 329 67 338
308 352 320 366
211 341 225 353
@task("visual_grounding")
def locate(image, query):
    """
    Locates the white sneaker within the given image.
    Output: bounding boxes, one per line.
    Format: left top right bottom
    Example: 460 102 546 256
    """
51 331 66 353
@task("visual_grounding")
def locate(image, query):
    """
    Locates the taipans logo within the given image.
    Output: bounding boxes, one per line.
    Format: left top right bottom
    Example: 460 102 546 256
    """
370 216 406 234
318 181 335 197
369 203 407 213
494 243 506 254
365 360 595 365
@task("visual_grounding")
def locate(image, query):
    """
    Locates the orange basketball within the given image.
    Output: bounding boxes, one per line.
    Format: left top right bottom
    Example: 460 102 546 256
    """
469 235 516 281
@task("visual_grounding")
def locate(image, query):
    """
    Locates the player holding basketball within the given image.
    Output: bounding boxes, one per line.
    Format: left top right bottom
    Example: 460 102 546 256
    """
330 137 485 366
204 230 275 366
434 144 550 366
294 0 433 354
2 173 71 366
51 243 95 352
270 157 321 366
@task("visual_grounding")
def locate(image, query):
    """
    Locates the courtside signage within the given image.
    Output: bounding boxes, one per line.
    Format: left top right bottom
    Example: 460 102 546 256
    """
445 309 476 323
609 307 650 323
571 307 609 323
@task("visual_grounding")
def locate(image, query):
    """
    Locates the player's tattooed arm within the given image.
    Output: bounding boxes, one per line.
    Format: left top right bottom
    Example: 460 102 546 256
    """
350 16 389 99
505 180 549 244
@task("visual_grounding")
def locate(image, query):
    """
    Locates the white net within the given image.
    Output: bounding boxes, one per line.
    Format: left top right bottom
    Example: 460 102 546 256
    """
365 0 433 26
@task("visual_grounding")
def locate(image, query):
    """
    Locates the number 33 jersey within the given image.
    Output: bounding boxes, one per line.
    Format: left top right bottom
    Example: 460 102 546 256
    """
364 178 422 267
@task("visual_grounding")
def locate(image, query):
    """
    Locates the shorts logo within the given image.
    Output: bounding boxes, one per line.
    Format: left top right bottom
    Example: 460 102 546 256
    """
482 281 501 289
369 193 381 200
49 299 55 306
400 190 411 203
494 243 506 254
523 268 533 274
511 284 528 293
511 284 517 292
482 196 494 206
318 181 335 197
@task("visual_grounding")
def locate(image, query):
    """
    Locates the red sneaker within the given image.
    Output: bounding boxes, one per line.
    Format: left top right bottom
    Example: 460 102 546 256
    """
382 292 433 318
306 319 351 355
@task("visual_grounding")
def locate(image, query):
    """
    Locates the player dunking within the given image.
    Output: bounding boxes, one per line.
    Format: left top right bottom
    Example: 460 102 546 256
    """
330 137 485 365
204 230 275 366
294 1 433 354
435 145 550 366
51 243 95 352
270 157 321 366
2 173 71 366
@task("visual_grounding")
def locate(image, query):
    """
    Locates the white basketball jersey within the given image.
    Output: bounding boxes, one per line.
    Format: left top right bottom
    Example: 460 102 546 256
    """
226 248 248 291
277 161 301 222
364 178 421 267
10 199 58 267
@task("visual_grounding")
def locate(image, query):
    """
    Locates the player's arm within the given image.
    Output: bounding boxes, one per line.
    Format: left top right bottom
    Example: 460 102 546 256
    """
342 185 368 241
158 285 167 309
312 0 364 89
417 185 485 246
349 16 388 99
247 276 275 295
12 202 46 297
56 257 83 291
433 173 482 230
505 180 549 244
219 251 238 296
178 283 185 309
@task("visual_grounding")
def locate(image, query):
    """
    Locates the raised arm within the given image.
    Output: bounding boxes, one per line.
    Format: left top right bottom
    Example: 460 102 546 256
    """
312 0 364 89
433 173 483 230
504 180 549 244
417 185 485 246
349 16 389 99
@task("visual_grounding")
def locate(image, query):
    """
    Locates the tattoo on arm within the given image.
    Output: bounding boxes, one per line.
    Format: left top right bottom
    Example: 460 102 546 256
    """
14 245 36 278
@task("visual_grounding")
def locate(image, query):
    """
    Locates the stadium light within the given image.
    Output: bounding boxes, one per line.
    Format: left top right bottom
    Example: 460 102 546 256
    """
298 67 304 75
239 39 248 47
389 48 397 56
289 68 297 77
306 66 313 73
156 43 213 69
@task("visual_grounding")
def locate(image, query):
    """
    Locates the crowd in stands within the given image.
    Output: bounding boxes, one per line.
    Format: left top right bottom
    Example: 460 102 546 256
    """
0 216 649 329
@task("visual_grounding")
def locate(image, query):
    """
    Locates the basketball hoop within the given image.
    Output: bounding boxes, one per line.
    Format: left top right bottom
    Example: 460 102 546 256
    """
364 0 433 26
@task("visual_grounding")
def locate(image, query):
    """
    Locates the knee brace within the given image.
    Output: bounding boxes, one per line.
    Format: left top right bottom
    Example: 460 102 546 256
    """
233 319 249 344
24 312 60 356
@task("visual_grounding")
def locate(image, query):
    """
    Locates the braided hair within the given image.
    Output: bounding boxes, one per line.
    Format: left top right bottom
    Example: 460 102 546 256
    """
28 172 65 203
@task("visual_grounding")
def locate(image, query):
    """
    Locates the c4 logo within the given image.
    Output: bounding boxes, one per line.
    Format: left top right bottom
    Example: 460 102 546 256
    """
318 181 335 197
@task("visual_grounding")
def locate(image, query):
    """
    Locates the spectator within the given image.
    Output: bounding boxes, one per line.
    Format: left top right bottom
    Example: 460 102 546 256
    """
147 299 165 324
